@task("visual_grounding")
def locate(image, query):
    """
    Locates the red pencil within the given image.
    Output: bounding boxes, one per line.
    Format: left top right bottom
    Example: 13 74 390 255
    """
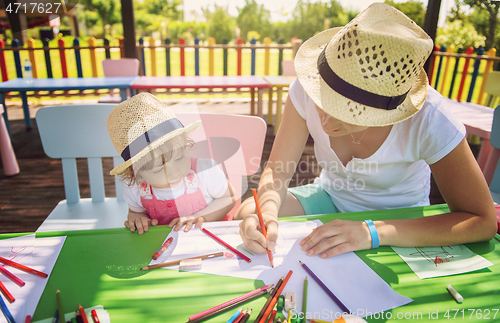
0 280 15 303
25 315 31 323
259 270 293 323
152 237 173 260
200 227 251 263
78 304 89 323
0 265 25 286
91 309 100 323
0 256 48 278
252 188 274 268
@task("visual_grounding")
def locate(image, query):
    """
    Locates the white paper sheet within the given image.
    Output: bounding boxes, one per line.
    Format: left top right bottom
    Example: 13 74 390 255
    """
392 245 494 279
150 221 411 319
0 234 66 323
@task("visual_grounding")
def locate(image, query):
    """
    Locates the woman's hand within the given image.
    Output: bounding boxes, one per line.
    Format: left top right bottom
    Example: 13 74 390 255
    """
239 212 279 254
300 219 373 258
169 216 205 232
125 211 158 234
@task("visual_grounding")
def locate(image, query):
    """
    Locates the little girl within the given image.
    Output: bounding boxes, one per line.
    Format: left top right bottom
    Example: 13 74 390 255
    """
107 92 235 234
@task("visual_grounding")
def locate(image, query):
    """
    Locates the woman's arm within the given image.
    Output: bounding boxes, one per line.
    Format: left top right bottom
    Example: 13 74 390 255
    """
301 138 498 258
239 96 310 252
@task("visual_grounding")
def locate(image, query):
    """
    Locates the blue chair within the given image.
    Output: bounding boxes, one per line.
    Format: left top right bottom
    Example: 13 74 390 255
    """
487 105 500 234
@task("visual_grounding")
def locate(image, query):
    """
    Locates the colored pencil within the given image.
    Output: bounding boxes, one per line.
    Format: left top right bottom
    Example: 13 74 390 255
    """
0 294 15 323
75 311 84 323
78 304 89 323
240 309 252 323
299 261 349 314
226 307 242 323
0 256 48 278
252 188 274 268
188 288 271 323
0 265 25 286
56 290 65 323
189 284 273 321
302 277 308 323
152 237 173 260
91 309 100 323
52 309 59 323
0 280 14 303
141 251 224 270
201 227 251 263
254 277 284 323
258 270 293 323
268 309 277 323
233 309 247 323
25 315 32 323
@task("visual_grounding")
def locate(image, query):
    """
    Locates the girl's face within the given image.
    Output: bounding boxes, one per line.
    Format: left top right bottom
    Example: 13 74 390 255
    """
137 147 191 188
315 105 368 137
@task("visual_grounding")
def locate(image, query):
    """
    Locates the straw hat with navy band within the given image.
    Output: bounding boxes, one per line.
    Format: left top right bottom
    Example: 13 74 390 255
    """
294 3 434 127
107 92 200 176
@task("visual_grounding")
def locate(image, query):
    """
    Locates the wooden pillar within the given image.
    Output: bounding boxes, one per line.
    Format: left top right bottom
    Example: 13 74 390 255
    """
423 0 441 75
120 0 138 59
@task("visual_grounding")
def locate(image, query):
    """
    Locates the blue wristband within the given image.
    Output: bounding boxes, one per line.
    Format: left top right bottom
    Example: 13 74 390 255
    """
364 220 380 249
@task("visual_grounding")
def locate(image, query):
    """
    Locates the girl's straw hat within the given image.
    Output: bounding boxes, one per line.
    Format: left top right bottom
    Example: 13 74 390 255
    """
295 3 434 126
107 92 200 175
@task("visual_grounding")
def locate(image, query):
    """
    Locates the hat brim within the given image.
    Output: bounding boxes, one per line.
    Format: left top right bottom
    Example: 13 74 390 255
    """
109 120 201 176
295 28 428 127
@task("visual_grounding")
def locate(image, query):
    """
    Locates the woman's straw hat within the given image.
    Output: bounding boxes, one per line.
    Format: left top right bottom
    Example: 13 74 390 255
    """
295 3 434 126
107 92 200 175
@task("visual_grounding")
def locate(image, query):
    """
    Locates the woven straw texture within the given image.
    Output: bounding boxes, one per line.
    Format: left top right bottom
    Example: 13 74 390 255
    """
107 92 200 175
295 3 433 126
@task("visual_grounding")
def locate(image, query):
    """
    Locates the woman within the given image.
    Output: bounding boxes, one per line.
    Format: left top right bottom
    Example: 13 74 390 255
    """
236 3 497 259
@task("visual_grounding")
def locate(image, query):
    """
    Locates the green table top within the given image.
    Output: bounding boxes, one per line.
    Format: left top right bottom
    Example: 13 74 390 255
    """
2 204 500 322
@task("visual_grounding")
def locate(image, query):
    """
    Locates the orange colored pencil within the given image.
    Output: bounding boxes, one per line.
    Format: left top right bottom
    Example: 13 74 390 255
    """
0 256 48 278
252 188 274 268
78 304 89 323
259 270 293 323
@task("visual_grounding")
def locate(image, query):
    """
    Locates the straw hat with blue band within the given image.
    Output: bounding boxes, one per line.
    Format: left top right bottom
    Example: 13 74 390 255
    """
107 92 200 176
294 2 434 127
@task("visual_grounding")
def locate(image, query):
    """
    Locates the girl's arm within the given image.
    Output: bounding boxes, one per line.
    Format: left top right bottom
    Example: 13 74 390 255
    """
301 138 498 258
125 209 158 235
169 182 237 232
239 96 310 253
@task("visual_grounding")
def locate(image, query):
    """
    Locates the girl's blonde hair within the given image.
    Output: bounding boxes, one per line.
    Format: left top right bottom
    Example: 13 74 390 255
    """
115 133 194 185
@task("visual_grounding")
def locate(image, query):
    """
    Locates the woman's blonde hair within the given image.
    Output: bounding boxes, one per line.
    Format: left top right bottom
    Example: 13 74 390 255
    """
115 133 194 185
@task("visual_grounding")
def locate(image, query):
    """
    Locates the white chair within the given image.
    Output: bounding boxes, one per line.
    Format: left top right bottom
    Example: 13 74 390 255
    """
98 58 139 103
281 59 296 76
35 104 267 232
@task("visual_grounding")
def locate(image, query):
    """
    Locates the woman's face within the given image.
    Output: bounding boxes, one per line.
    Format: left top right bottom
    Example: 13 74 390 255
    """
315 105 368 137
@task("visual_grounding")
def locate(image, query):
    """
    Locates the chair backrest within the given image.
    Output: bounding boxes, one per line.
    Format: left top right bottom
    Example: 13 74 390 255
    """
488 105 500 194
36 105 267 219
102 58 139 77
281 59 296 76
483 71 500 108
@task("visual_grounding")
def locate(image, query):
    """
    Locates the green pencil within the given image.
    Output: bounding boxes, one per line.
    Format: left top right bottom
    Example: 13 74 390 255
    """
302 277 308 323
56 290 65 323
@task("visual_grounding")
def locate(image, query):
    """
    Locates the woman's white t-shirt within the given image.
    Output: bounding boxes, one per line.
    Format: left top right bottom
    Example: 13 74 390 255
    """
289 79 466 213
124 158 228 213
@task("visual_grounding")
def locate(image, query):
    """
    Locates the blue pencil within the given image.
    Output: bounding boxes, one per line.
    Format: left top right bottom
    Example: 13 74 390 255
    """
299 261 350 314
225 307 242 323
0 294 16 323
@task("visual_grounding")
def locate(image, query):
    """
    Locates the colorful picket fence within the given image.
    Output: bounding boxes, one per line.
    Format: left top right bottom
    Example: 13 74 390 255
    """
0 36 299 84
427 45 500 106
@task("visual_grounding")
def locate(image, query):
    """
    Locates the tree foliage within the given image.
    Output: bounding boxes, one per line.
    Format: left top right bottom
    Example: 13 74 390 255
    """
462 0 500 49
206 5 235 44
383 0 426 27
236 0 273 42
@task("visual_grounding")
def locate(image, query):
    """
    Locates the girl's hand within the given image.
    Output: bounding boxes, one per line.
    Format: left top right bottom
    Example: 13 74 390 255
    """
169 216 205 232
300 219 373 258
125 212 158 235
238 212 279 254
